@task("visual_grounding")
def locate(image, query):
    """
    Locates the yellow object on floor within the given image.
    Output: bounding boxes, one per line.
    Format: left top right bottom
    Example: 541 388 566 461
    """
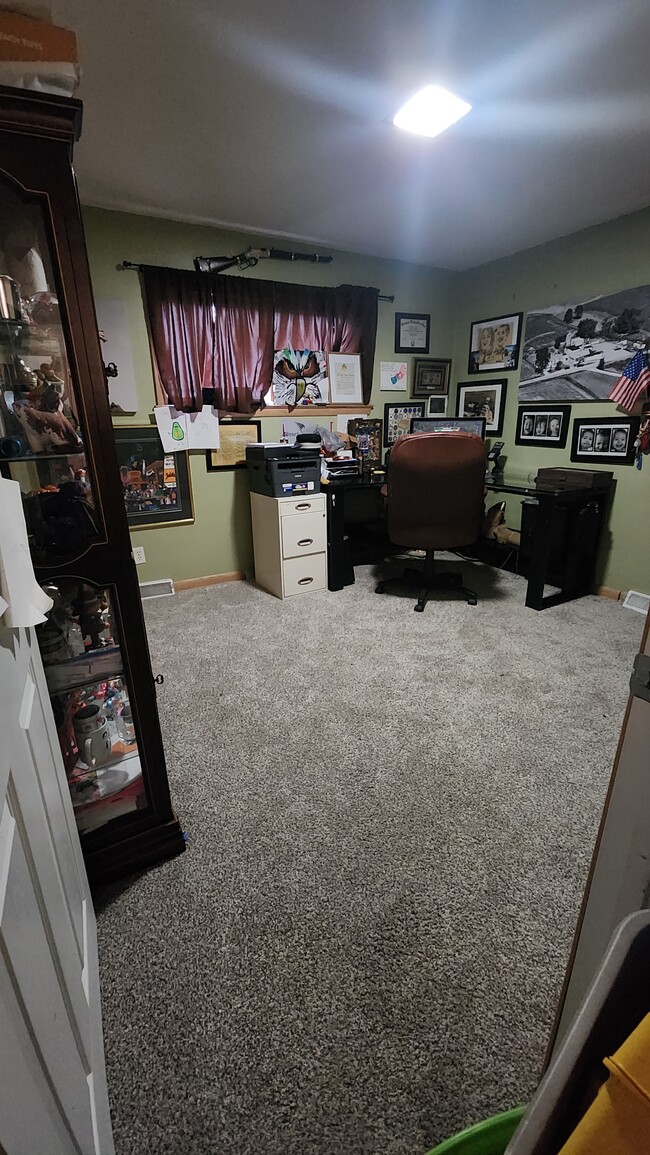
560 1012 650 1153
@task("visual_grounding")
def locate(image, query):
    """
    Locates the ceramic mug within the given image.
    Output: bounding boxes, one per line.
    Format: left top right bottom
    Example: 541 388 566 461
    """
73 704 111 769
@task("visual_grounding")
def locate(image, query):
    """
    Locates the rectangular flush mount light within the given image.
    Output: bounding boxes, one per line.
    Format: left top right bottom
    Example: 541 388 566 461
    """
392 84 471 138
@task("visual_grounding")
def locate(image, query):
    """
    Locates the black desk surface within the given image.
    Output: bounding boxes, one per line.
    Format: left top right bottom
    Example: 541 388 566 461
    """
485 471 612 498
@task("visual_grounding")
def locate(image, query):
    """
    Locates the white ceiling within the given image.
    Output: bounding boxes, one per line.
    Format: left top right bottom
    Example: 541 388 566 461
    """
52 0 650 271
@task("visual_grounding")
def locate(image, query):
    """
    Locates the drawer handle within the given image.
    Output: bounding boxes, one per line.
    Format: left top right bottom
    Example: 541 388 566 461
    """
295 502 311 510
297 538 313 547
298 576 314 586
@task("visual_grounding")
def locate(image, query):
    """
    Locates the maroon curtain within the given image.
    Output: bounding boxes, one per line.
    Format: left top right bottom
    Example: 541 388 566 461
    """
141 265 379 412
141 265 214 412
212 275 275 412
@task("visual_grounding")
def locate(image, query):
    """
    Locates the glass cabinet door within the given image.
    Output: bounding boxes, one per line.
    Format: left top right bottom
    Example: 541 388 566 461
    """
0 175 102 565
37 578 148 836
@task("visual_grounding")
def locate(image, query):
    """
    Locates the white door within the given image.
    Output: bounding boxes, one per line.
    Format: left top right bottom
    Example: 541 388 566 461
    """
0 619 114 1155
550 605 650 1051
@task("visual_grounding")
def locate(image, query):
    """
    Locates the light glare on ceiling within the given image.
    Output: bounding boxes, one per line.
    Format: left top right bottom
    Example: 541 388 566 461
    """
392 84 471 138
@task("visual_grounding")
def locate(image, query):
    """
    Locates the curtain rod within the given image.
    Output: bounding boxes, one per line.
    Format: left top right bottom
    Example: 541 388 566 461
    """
117 261 394 301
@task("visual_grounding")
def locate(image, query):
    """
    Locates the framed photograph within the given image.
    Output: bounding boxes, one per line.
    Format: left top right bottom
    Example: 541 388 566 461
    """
383 402 425 446
327 353 363 405
113 425 194 529
468 312 523 374
519 282 650 402
206 419 262 471
426 395 448 416
411 357 451 398
515 405 571 448
347 418 383 468
570 416 640 466
394 312 430 354
456 379 507 436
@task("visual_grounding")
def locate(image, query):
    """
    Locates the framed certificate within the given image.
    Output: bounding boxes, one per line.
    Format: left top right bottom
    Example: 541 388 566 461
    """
394 312 430 354
327 353 363 404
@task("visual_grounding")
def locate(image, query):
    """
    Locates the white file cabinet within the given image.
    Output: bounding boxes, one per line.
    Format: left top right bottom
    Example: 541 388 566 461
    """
250 492 328 599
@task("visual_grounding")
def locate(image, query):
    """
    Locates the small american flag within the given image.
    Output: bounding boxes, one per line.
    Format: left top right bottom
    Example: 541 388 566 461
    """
608 350 650 412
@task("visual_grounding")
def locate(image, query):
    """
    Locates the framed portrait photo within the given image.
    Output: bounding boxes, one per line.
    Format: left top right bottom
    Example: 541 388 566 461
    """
113 425 194 529
206 419 262 471
456 379 507 436
383 402 425 446
394 312 430 354
515 405 571 448
411 357 451 398
570 416 640 466
468 312 523 374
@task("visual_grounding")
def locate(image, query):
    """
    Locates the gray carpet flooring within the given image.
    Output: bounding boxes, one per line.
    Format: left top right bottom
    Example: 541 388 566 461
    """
95 559 641 1155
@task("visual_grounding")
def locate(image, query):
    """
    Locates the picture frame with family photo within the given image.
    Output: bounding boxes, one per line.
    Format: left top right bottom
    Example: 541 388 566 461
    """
515 405 571 448
468 312 523 374
570 416 640 466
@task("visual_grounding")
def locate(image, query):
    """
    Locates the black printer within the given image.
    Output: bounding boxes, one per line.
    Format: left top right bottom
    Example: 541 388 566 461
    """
246 443 321 498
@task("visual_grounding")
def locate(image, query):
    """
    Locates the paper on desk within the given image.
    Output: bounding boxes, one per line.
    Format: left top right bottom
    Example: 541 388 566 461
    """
336 413 365 433
0 477 53 627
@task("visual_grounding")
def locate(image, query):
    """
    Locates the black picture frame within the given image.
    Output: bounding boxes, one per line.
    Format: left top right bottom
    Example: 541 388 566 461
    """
515 404 571 449
467 311 523 374
383 402 425 446
394 312 430 354
205 419 262 471
113 425 194 529
571 416 640 466
347 418 383 468
456 379 508 436
411 357 451 397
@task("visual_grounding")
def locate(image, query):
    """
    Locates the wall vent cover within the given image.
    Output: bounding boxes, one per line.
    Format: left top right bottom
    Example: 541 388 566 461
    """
139 578 175 600
623 590 650 615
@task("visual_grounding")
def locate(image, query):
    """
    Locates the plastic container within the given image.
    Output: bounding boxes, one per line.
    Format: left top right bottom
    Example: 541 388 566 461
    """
426 1107 526 1154
505 910 650 1153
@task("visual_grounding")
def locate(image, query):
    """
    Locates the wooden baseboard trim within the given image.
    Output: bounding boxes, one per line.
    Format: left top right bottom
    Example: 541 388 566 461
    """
175 572 244 591
597 585 622 601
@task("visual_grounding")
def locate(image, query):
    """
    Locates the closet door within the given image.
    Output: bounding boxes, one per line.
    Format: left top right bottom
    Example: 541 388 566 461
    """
549 605 650 1052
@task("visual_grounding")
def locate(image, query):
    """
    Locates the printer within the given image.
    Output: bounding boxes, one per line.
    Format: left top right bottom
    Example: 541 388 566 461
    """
246 443 321 498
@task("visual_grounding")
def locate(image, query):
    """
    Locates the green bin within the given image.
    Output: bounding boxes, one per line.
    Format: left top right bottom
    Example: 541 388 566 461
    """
425 1106 526 1155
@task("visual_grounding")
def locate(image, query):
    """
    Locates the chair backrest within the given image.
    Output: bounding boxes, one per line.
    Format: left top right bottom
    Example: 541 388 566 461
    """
387 431 486 549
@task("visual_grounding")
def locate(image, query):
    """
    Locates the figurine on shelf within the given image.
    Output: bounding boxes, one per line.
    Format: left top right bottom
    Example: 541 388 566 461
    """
73 586 113 651
12 399 82 453
3 220 48 299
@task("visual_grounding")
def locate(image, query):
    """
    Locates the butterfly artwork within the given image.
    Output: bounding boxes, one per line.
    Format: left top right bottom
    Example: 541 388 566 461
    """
266 346 328 406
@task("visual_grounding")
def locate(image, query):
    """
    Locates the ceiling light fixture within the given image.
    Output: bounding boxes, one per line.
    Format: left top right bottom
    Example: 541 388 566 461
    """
392 84 471 138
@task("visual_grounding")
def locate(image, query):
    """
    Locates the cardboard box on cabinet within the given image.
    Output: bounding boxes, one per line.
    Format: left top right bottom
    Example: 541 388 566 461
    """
0 7 79 96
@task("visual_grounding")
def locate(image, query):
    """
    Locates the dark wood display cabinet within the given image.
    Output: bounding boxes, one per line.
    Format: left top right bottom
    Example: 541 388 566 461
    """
0 86 185 884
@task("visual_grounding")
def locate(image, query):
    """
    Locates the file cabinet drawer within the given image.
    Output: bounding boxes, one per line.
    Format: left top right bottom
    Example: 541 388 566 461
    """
279 494 325 517
282 553 327 596
281 511 327 559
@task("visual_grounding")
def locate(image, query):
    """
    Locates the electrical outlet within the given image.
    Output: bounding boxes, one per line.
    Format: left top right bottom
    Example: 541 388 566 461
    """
133 546 146 565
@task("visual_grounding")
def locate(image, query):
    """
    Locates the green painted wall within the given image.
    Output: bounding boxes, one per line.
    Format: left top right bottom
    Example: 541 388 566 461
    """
82 206 457 584
83 203 650 594
448 208 650 594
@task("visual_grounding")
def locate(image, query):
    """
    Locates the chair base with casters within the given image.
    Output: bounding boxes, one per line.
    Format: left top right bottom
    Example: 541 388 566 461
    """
375 548 478 611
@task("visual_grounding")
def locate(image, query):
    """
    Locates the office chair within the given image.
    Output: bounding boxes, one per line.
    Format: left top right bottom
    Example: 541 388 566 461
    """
375 431 486 611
